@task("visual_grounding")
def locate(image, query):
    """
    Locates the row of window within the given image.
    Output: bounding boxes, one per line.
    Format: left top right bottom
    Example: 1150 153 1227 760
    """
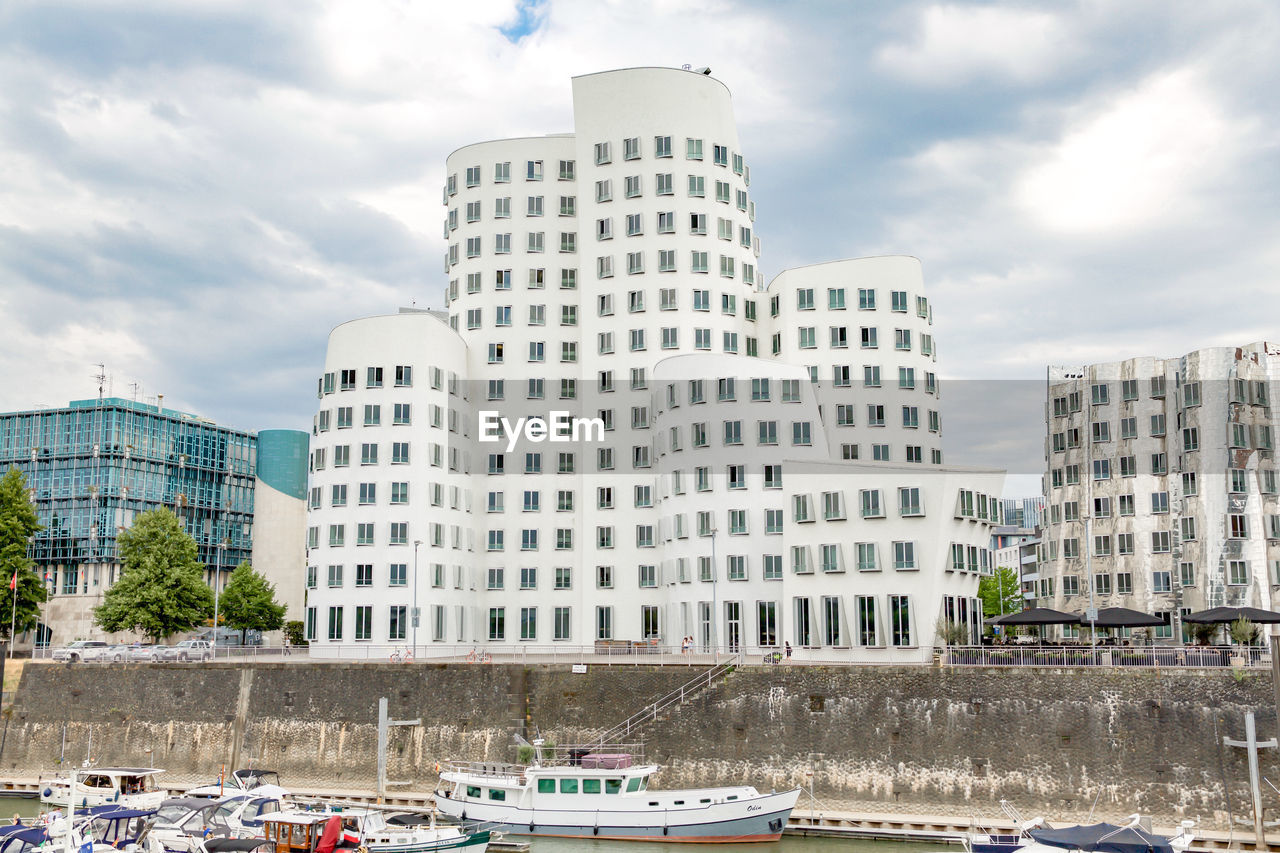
1048 519 1262 563
1051 377 1270 413
319 366 417 397
1052 420 1273 450
443 139 748 198
308 593 922 650
778 288 930 319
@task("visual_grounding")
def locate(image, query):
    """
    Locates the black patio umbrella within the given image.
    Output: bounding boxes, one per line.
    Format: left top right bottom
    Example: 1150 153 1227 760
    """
1082 607 1167 628
1182 606 1280 624
989 607 1080 626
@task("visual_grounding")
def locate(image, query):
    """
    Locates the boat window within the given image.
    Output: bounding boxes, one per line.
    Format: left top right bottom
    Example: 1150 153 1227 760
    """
648 802 659 807
83 775 112 789
488 789 506 801
559 779 578 794
605 779 622 795
626 778 642 793
639 777 649 791
537 779 555 794
674 800 684 805
466 786 481 798
727 795 737 801
700 798 711 804
582 779 601 794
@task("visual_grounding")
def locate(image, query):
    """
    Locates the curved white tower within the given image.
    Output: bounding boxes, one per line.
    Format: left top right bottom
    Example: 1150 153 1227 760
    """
304 67 1004 662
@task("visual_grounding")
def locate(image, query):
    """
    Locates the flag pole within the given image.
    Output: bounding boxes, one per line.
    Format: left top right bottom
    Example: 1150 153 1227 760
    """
7 573 16 668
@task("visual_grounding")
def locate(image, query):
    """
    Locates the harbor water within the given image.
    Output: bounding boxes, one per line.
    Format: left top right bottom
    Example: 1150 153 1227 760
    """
0 795 939 853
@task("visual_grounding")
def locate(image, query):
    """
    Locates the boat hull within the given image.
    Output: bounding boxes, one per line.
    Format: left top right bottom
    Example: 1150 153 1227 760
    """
367 830 492 853
437 789 799 843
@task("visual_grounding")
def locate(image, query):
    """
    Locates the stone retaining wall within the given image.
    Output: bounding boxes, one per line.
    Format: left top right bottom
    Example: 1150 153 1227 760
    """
1 662 1272 828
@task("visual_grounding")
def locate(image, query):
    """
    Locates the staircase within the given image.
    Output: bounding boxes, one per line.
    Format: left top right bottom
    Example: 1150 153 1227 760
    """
593 653 743 747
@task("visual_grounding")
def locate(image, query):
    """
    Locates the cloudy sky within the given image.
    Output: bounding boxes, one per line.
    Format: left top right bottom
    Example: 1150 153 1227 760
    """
2 0 1277 495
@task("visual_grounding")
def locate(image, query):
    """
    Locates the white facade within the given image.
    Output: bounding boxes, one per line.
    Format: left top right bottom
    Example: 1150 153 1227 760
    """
1039 342 1280 640
304 67 1004 662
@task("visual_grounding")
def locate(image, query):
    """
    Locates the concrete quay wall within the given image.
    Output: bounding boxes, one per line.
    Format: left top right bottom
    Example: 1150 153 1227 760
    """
1 662 1273 828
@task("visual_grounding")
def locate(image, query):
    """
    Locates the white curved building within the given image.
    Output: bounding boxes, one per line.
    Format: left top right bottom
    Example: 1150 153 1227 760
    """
305 67 1003 662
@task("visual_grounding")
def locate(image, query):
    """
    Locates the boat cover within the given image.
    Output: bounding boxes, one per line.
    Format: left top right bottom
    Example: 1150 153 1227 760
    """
581 753 632 769
315 816 343 853
1028 824 1173 853
203 839 274 853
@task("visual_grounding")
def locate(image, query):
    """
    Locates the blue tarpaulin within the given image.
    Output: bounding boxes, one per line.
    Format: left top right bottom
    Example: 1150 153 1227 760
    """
1029 824 1173 853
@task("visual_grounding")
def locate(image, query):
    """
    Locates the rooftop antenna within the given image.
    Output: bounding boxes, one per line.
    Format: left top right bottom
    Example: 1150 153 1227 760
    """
130 382 142 402
93 363 107 402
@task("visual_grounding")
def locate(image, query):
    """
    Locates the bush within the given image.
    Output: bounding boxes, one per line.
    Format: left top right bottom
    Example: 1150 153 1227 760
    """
284 620 307 647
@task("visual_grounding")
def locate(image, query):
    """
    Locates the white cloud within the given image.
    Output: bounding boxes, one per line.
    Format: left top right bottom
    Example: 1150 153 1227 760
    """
1015 69 1240 233
876 4 1075 85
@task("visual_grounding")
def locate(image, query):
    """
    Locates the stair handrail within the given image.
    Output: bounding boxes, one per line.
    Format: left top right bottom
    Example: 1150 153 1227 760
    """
593 652 743 747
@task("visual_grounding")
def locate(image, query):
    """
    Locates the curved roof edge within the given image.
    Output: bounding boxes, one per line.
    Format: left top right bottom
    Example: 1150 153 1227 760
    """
328 310 457 339
447 133 575 163
765 255 922 290
571 66 732 98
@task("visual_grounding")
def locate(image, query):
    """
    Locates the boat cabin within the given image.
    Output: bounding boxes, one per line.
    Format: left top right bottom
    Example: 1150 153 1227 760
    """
43 768 166 809
264 814 355 853
84 808 157 848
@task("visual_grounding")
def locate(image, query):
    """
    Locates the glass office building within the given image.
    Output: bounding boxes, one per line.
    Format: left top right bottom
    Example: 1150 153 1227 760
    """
0 397 259 643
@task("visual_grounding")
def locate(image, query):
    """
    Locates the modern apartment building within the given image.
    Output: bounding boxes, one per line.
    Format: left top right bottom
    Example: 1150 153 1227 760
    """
1038 342 1280 640
303 67 1004 663
0 397 309 646
1001 496 1044 529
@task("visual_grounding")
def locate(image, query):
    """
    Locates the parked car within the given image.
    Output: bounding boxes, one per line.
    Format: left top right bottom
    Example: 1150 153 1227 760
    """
128 644 170 662
51 640 110 662
173 639 214 661
104 644 133 662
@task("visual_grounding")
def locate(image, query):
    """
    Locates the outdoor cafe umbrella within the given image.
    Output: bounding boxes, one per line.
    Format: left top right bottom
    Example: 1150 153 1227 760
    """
1084 607 1166 628
1182 606 1280 624
989 607 1080 626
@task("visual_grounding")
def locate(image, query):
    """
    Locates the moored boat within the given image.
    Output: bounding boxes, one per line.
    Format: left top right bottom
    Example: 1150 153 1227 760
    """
265 809 490 853
964 809 1195 853
40 767 167 810
434 741 800 842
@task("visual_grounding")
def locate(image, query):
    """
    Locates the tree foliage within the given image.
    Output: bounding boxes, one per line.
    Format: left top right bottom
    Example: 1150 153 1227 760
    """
0 467 45 639
94 508 213 642
978 566 1023 618
1229 616 1259 647
218 561 286 643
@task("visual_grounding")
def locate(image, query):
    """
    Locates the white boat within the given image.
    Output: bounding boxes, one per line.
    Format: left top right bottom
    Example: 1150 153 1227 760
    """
187 769 291 802
434 741 801 842
965 810 1195 853
3 804 165 853
264 809 490 853
149 797 267 852
40 767 167 810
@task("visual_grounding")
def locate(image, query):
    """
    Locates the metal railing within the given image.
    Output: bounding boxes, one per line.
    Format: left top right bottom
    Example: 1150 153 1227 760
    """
594 652 743 746
941 644 1271 669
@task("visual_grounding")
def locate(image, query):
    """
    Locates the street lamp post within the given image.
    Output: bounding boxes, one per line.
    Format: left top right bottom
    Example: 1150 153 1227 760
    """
412 540 422 657
708 523 718 659
215 540 226 655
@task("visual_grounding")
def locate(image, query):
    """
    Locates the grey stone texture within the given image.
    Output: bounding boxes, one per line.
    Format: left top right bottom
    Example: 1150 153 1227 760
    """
2 662 1273 828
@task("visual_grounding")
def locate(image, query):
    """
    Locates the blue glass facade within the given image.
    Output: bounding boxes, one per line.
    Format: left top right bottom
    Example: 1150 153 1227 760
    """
0 398 257 591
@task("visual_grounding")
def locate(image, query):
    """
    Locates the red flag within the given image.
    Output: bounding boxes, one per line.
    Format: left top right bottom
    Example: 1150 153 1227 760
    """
8 573 14 591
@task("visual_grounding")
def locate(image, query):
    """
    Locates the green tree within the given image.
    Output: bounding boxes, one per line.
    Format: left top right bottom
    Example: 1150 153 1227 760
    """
978 566 1023 618
284 620 307 647
94 508 213 642
0 467 46 641
218 561 286 644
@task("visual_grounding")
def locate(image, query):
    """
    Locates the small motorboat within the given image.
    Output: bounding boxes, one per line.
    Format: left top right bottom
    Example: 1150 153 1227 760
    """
41 767 167 810
264 809 490 853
